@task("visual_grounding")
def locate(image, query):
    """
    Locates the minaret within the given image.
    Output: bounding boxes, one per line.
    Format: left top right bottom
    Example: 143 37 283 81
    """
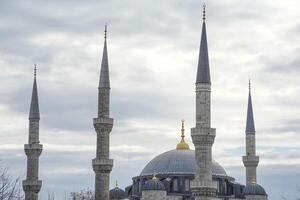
92 25 114 200
22 65 43 200
190 5 217 199
243 80 259 186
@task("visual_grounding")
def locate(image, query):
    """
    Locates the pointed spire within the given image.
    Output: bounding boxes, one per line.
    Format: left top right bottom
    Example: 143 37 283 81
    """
196 4 211 84
29 64 40 120
246 79 255 134
99 24 110 88
115 180 118 187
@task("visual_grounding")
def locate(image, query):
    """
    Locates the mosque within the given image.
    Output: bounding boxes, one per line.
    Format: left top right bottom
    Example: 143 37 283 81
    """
22 5 268 200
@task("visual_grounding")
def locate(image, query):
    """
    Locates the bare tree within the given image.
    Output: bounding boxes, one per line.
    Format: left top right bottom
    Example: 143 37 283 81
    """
69 188 94 200
0 165 23 200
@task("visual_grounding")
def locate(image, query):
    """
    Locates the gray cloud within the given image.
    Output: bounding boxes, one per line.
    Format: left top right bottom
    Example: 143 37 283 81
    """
1 0 300 200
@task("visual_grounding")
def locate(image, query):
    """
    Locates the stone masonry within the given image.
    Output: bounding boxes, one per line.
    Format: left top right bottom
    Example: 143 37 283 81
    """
23 67 43 200
93 25 114 200
190 5 217 200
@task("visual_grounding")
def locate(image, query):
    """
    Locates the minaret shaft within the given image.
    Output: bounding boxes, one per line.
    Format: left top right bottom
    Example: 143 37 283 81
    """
191 6 217 199
98 88 110 118
196 84 211 127
23 69 42 200
191 84 216 199
93 26 113 200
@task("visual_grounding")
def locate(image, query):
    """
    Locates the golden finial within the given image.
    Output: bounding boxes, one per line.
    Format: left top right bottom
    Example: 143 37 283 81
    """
115 180 118 187
104 23 107 39
202 3 206 21
176 120 190 150
152 174 157 180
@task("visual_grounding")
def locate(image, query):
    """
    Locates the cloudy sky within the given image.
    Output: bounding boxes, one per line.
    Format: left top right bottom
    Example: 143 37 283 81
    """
1 0 300 199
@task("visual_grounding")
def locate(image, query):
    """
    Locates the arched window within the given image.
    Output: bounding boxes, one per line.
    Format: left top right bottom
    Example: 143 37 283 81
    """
173 178 178 192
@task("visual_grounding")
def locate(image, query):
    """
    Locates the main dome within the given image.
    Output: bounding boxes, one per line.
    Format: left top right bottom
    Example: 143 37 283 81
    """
140 149 227 176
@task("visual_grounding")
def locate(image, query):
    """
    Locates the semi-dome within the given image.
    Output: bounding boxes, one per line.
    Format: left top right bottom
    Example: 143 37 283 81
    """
143 177 165 191
140 149 227 176
244 184 267 195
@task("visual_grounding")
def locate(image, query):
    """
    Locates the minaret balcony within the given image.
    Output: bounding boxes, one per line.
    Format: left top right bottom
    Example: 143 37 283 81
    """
243 156 259 167
22 180 42 193
195 83 211 92
190 179 217 197
93 117 113 125
191 127 216 146
24 144 43 156
92 158 113 173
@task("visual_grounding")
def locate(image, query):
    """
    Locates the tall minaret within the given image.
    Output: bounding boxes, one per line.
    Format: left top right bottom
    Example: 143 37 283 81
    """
243 80 259 186
22 65 43 200
92 25 114 200
190 5 217 199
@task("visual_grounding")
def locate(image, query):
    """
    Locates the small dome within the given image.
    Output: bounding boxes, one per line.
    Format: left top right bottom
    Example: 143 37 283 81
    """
244 184 267 195
143 177 165 191
109 187 126 199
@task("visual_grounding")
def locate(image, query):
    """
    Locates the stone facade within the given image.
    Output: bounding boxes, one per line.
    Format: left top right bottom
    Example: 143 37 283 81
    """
245 195 267 200
141 191 167 200
166 196 182 200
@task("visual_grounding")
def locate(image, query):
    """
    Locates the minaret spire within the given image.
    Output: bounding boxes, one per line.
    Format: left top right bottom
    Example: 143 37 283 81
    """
196 4 211 84
29 64 40 120
23 65 43 200
93 25 114 200
246 79 255 133
99 24 110 88
243 80 259 186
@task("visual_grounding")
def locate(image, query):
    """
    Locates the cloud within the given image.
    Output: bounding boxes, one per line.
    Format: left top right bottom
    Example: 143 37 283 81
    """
1 0 300 200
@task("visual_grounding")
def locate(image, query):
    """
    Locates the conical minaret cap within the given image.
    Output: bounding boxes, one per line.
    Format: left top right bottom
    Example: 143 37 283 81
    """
246 80 255 134
29 65 40 120
196 4 211 84
99 24 110 88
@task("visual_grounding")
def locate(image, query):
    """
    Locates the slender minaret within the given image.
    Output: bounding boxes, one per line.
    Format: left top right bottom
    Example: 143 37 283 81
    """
243 80 259 186
190 5 217 199
22 65 43 200
92 25 114 200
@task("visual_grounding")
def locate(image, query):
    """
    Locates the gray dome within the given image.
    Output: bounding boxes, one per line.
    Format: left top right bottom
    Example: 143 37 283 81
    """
140 149 227 176
143 178 165 191
109 187 126 199
244 184 267 195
